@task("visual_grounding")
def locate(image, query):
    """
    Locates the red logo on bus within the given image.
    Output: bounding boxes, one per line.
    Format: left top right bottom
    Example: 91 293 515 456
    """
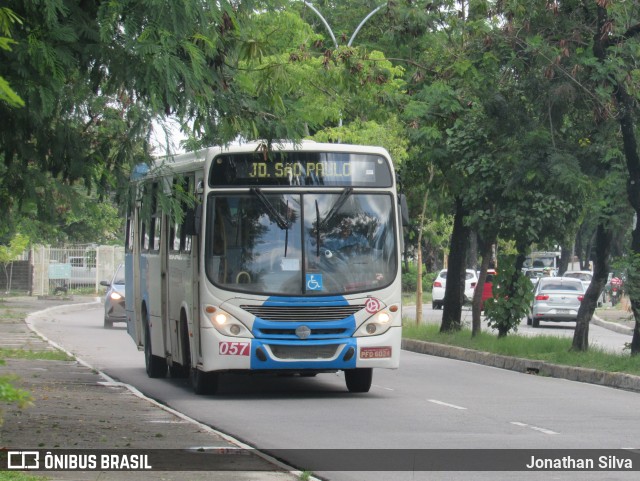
365 298 382 314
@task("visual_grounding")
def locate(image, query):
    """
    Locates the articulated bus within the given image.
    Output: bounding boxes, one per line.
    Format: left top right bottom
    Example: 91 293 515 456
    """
124 141 407 394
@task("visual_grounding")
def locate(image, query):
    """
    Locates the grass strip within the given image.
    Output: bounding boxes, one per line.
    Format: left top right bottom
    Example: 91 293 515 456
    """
0 348 73 362
402 322 640 376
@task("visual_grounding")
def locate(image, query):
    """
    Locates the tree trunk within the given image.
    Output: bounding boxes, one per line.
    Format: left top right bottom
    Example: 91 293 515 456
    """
403 241 409 273
415 191 429 325
558 243 572 275
572 224 612 351
472 237 494 337
441 197 469 332
467 230 478 270
614 81 640 355
581 234 593 271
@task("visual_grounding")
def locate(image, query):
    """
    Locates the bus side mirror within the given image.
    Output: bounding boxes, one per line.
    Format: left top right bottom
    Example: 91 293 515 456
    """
183 204 202 236
399 194 409 226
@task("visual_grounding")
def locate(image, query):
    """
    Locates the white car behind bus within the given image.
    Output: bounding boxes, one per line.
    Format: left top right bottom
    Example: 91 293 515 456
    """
431 269 478 310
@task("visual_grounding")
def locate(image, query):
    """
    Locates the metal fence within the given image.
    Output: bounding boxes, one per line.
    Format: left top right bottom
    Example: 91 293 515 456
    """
31 245 125 296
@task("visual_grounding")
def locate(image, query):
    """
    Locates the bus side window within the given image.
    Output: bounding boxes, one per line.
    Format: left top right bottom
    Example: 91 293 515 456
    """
140 183 152 252
151 183 161 252
182 176 194 253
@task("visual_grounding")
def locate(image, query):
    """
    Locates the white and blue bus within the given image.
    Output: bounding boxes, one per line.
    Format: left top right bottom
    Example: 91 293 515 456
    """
125 141 406 394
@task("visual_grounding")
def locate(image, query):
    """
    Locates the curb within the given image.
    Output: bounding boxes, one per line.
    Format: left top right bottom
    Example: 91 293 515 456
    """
401 338 640 393
592 314 635 336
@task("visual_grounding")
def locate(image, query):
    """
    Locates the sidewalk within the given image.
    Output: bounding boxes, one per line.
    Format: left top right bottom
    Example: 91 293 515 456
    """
0 295 301 481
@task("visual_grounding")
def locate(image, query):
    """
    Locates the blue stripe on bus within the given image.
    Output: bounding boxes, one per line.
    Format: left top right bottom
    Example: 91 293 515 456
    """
252 317 356 339
249 338 357 370
263 296 348 306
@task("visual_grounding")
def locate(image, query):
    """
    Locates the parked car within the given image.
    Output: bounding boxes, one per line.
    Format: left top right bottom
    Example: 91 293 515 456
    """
100 264 125 328
432 268 478 310
563 270 605 306
527 277 584 328
480 269 497 311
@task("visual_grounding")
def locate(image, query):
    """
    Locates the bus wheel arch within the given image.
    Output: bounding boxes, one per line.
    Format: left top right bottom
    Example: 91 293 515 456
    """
143 303 167 378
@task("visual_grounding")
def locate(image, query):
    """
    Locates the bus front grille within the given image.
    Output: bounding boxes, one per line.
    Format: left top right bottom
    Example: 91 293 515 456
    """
260 328 347 336
268 344 340 360
241 305 363 321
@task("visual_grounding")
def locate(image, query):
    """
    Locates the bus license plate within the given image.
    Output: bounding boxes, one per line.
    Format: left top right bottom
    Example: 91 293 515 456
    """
219 342 250 356
360 347 392 359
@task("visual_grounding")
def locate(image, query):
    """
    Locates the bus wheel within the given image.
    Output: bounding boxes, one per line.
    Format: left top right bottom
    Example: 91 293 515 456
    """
345 368 372 393
191 368 219 395
144 316 167 378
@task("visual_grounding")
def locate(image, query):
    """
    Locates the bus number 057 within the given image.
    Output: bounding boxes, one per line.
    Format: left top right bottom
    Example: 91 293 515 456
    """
219 342 250 356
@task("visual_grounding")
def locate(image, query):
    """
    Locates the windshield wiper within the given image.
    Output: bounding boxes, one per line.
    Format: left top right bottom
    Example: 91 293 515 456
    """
250 188 289 230
319 187 353 230
315 200 320 258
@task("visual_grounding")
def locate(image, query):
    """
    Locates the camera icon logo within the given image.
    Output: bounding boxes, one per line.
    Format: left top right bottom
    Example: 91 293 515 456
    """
7 451 40 470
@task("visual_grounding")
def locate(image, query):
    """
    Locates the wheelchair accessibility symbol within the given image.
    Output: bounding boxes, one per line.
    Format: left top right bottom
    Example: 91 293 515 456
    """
306 274 323 291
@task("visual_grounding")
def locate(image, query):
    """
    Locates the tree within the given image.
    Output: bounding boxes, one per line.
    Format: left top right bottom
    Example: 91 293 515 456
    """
592 3 640 355
1 1 408 247
487 0 640 352
0 233 29 294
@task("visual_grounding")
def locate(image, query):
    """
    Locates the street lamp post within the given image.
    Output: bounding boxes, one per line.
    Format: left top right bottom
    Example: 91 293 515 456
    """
301 1 385 126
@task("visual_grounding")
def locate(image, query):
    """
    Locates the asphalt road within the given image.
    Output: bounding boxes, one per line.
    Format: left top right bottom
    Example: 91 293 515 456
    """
29 303 640 481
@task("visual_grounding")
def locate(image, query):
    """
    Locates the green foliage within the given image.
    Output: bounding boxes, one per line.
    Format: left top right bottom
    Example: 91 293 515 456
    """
298 471 312 481
0 233 28 265
312 118 408 166
0 473 43 481
401 263 434 293
484 258 534 338
419 214 453 256
0 6 23 108
0 348 72 361
1 1 409 245
0 369 33 415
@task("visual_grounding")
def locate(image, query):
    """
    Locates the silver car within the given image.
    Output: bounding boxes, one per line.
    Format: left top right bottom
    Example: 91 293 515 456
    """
527 277 584 328
100 264 125 328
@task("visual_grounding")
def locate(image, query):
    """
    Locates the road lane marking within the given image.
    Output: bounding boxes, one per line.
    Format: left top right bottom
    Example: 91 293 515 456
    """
372 384 394 391
147 420 189 424
428 399 467 410
510 421 558 435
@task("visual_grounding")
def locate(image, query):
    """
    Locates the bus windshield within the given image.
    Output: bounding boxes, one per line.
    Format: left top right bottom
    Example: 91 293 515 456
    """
205 192 397 296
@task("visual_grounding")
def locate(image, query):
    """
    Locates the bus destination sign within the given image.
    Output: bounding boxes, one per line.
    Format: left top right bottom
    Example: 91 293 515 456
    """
209 152 393 187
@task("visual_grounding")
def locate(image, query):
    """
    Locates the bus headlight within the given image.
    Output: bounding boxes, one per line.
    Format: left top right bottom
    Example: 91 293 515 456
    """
203 305 253 338
354 310 394 337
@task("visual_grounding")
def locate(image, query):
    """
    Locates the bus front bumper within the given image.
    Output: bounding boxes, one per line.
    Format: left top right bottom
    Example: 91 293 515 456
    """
199 326 400 372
